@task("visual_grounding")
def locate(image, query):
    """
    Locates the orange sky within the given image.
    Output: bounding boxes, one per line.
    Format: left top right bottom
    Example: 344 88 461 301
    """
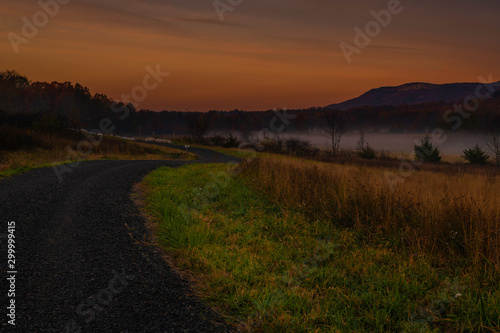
1 0 499 111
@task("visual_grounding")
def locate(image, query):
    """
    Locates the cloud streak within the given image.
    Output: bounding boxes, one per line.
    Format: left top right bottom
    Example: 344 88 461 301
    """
2 0 499 110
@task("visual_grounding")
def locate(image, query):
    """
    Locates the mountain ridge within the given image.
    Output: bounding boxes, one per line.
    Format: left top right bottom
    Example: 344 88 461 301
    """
327 81 500 110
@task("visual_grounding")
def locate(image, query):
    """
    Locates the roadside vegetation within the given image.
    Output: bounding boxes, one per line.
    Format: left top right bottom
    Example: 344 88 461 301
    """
173 132 500 175
141 153 499 332
0 123 194 179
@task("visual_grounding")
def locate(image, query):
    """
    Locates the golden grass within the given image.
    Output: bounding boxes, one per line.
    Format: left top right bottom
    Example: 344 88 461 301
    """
242 156 500 268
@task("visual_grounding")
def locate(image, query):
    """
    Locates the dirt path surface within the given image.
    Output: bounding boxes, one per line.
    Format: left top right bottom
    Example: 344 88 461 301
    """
0 145 238 332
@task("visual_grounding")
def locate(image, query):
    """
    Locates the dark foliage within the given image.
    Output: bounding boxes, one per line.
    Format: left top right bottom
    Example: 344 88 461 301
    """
184 113 210 142
205 134 241 148
462 145 490 165
359 144 376 159
0 123 40 151
31 114 67 133
284 138 318 156
414 136 441 163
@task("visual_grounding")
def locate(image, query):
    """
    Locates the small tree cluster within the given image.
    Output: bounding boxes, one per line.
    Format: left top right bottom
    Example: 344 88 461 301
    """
462 144 489 165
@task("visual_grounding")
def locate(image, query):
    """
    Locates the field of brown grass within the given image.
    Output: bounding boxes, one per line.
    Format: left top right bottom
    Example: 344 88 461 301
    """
242 156 500 269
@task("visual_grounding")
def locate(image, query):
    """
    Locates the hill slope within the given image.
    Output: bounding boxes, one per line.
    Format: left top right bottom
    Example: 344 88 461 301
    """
327 82 500 110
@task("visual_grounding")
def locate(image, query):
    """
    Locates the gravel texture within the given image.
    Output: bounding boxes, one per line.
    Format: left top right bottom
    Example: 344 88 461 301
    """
0 144 239 332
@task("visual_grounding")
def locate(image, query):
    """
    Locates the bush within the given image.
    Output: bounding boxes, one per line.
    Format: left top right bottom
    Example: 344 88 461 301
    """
414 136 441 163
223 134 240 148
284 138 318 157
359 144 376 159
259 137 284 154
462 144 489 164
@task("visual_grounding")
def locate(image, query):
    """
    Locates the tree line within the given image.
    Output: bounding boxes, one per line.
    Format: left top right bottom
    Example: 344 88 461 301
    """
1 70 499 138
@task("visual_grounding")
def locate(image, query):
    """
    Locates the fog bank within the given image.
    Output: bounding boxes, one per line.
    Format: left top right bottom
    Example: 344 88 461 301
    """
249 132 488 156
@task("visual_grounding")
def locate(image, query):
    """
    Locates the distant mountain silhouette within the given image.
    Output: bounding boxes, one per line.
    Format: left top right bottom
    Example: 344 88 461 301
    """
327 82 500 110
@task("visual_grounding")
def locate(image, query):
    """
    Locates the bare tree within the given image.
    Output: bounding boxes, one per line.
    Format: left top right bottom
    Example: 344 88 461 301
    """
322 110 347 157
357 130 366 151
484 129 500 166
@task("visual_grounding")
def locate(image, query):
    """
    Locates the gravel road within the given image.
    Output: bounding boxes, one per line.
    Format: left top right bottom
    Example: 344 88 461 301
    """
0 144 239 332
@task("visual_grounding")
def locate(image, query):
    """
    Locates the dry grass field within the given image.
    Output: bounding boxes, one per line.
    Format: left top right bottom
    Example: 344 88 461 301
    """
242 156 500 268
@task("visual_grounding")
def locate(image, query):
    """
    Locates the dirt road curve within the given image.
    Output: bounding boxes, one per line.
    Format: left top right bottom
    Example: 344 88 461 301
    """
0 145 237 332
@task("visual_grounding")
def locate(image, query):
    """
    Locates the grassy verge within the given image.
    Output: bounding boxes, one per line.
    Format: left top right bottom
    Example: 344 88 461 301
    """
141 161 499 332
0 126 195 179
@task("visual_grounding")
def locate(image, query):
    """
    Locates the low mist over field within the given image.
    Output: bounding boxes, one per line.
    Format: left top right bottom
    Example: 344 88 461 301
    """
251 132 489 156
